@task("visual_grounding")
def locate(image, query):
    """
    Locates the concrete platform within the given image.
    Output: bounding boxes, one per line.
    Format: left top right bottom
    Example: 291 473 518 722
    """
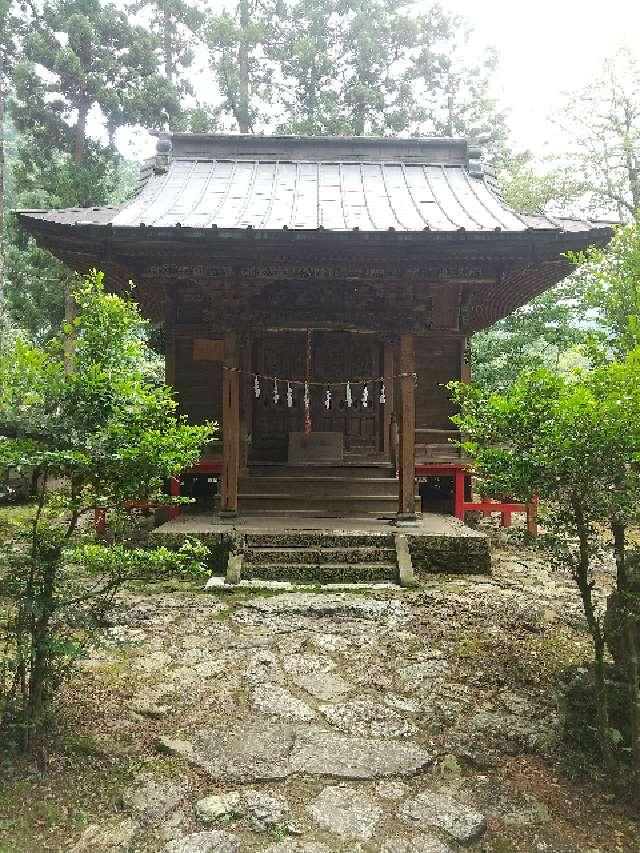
155 512 482 538
152 513 491 576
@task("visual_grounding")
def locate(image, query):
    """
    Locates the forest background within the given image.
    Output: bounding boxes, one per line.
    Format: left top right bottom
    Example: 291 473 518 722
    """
0 0 639 388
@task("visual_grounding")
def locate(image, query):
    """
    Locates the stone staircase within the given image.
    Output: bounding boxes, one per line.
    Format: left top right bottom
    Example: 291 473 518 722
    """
215 465 420 518
225 531 416 586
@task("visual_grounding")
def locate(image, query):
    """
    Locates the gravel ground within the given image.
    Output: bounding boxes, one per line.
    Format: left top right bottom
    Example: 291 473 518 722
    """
1 537 638 852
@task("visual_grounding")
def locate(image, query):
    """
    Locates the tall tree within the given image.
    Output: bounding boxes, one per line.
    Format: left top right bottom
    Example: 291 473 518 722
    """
469 283 589 395
497 151 586 216
553 48 640 220
334 0 415 136
204 0 277 133
0 0 10 338
274 0 506 139
0 0 24 343
11 0 179 161
411 7 508 158
128 0 204 97
273 0 347 135
5 0 175 340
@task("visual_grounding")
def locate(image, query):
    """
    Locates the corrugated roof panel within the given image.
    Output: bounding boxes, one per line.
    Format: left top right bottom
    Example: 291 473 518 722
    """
212 161 257 228
293 162 319 229
318 163 346 230
360 164 402 230
24 142 611 237
263 162 297 229
158 160 216 226
426 166 480 230
459 170 526 231
403 166 455 230
140 160 200 226
242 162 278 227
381 164 429 230
445 168 524 231
341 163 375 230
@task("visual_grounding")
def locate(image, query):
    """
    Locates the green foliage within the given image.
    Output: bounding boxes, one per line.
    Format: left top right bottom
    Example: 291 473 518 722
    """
411 7 508 157
0 271 215 749
552 47 640 220
569 221 640 360
497 152 587 216
469 283 589 394
204 0 508 141
11 0 179 155
3 129 138 340
128 0 204 95
1 0 176 341
450 356 640 513
450 354 640 778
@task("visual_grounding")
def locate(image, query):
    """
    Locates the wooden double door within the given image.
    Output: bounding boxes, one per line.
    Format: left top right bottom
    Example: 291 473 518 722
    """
251 332 383 461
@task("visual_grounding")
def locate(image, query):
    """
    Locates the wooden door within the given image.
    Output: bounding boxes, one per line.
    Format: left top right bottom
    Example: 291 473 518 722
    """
252 333 305 461
252 332 382 460
312 332 381 453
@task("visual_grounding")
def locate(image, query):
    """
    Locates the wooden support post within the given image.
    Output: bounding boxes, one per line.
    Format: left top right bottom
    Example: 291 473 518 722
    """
63 287 76 375
220 331 240 517
383 341 394 457
94 508 106 534
527 496 538 536
240 334 252 472
460 336 471 383
164 286 176 387
454 467 466 520
397 333 417 522
168 476 181 521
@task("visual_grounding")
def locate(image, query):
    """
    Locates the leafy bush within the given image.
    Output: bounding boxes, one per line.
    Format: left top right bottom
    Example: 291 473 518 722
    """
0 271 215 751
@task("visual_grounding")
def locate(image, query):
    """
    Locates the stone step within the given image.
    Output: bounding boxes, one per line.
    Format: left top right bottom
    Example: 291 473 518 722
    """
244 562 399 584
247 465 394 477
238 477 402 497
244 532 396 548
244 546 397 565
230 495 404 515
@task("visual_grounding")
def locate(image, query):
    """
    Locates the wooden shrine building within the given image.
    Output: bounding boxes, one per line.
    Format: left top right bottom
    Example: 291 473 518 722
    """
17 132 612 524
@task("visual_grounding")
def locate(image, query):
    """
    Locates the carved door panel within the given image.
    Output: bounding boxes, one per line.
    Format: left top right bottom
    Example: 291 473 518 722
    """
252 332 382 460
312 333 381 453
252 334 305 461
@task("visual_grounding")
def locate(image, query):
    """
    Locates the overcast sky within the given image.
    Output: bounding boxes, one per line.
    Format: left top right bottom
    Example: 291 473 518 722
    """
124 0 640 162
443 0 640 152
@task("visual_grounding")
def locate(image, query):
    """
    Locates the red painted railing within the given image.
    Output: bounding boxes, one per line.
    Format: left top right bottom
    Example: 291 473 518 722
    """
416 462 537 534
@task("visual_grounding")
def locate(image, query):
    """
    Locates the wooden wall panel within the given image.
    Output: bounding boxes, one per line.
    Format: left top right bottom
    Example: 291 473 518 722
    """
414 337 459 429
174 337 223 426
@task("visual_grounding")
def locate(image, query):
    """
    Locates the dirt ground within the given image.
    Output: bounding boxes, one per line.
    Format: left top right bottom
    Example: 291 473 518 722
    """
0 534 638 853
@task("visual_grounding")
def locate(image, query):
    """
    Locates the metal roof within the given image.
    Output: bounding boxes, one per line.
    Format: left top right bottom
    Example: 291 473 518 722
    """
16 132 607 237
113 158 530 232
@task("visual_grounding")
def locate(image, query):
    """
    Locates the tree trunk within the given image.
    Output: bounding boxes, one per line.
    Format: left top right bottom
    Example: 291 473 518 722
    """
238 0 250 133
571 492 617 777
74 98 88 164
63 287 76 373
622 102 640 214
611 517 640 789
0 4 6 350
163 3 175 85
446 92 454 137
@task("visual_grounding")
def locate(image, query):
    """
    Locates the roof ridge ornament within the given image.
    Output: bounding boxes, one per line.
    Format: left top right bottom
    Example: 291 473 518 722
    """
154 131 172 174
467 135 489 178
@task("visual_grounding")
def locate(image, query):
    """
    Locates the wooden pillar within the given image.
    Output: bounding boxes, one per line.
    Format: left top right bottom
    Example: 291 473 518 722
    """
220 330 240 517
383 341 395 457
397 332 416 521
460 336 471 384
63 287 76 374
164 286 176 387
240 334 253 472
